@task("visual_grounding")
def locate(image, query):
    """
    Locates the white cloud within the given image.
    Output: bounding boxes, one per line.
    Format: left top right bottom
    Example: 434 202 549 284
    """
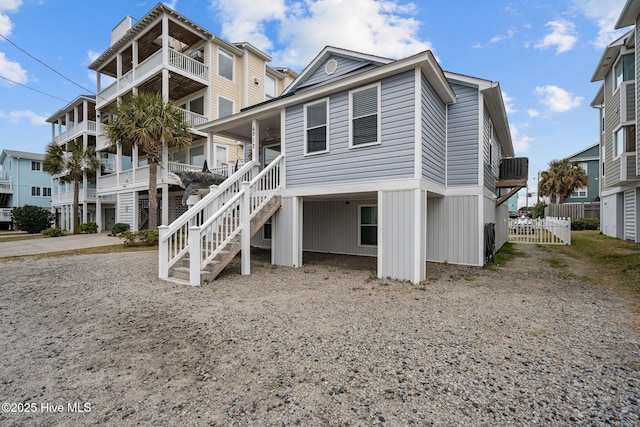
491 28 516 44
572 0 627 49
163 0 178 9
510 123 533 154
502 91 517 114
527 109 540 117
0 0 22 37
4 110 47 126
535 20 578 54
87 50 100 63
534 85 583 112
212 0 432 69
0 51 27 85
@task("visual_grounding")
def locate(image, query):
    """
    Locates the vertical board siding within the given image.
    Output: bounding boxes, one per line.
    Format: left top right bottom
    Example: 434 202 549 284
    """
447 82 479 186
380 190 415 280
427 195 480 265
117 192 134 228
285 71 415 188
624 189 637 241
295 55 379 93
302 199 377 256
272 197 296 266
421 74 447 185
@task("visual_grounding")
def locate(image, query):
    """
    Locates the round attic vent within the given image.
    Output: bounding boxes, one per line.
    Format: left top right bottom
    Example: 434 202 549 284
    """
325 59 338 75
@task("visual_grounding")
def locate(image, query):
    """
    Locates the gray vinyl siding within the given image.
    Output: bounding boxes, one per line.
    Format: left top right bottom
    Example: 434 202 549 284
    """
294 55 379 93
285 71 415 188
421 74 446 185
427 195 480 265
483 105 501 193
302 199 377 256
637 20 640 175
447 82 479 186
379 190 426 281
603 67 622 189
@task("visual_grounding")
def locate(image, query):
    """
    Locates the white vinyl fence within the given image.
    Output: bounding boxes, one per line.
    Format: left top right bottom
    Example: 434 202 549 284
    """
509 216 571 245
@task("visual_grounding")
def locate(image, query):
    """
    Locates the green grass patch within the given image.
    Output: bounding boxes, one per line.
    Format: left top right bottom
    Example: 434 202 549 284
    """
485 242 521 270
553 230 640 294
0 234 45 243
2 244 156 261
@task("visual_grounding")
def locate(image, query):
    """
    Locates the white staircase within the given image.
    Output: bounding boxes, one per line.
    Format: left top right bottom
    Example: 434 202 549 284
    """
158 155 284 285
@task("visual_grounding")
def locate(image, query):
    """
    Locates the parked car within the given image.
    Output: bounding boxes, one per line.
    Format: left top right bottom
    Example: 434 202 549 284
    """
509 211 519 218
515 214 534 234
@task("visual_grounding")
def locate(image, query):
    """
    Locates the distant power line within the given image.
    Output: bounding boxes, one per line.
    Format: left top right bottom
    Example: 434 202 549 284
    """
0 74 70 103
0 32 94 96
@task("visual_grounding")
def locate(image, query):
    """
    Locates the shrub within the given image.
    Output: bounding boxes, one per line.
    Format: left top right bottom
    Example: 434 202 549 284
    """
571 218 600 231
121 228 159 247
42 227 66 237
110 223 130 235
78 222 98 234
11 205 53 234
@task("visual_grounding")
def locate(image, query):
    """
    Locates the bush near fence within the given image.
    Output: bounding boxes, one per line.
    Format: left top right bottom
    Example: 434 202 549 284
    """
571 218 600 231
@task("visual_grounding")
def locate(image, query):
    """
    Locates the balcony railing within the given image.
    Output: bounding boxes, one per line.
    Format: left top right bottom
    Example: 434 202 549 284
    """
0 180 11 193
51 186 97 205
96 161 205 193
53 120 97 144
97 47 209 107
620 152 640 183
0 208 11 222
178 108 208 127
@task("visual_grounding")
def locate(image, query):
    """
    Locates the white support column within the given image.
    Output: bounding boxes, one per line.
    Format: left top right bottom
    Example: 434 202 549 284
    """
251 119 259 166
241 181 251 275
116 143 122 186
158 225 169 279
413 188 426 284
291 196 302 268
133 191 139 232
132 143 138 183
377 190 384 280
188 225 201 286
96 197 102 232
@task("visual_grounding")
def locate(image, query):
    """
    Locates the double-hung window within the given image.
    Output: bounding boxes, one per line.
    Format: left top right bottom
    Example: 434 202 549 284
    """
350 84 380 147
31 186 41 197
218 96 234 118
359 205 378 246
31 161 41 171
614 126 636 157
305 99 329 154
218 49 234 81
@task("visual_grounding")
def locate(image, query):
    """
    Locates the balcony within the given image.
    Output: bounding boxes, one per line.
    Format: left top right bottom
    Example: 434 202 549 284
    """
496 157 528 206
51 185 97 205
0 208 11 223
53 120 97 145
96 161 202 194
0 179 11 194
96 48 209 109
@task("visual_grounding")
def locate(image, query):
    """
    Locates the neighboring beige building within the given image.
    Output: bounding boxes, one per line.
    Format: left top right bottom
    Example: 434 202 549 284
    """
87 3 295 231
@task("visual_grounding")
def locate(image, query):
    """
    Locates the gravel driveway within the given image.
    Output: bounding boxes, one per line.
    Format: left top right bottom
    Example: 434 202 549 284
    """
0 245 638 426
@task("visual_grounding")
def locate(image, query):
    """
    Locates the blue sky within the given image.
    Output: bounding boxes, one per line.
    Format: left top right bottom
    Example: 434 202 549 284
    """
0 0 630 204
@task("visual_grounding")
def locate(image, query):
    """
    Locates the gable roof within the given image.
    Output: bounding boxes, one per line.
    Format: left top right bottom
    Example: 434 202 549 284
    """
591 29 633 82
564 143 600 161
282 46 394 95
0 150 45 163
616 0 640 28
46 95 96 123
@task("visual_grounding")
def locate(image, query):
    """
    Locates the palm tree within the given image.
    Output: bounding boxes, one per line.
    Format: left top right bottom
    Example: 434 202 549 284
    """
539 159 589 204
43 138 101 234
104 92 192 229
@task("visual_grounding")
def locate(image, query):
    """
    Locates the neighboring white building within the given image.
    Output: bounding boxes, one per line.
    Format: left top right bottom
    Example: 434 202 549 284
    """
83 3 295 231
591 0 640 242
46 95 98 231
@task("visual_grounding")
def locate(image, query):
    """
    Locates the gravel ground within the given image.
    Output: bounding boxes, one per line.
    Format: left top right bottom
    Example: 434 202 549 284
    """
0 245 638 426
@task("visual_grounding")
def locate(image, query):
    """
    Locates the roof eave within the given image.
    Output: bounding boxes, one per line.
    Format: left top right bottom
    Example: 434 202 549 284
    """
615 0 640 29
481 83 515 158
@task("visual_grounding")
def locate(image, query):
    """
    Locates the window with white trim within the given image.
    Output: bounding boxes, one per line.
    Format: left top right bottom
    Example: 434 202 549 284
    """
218 96 234 119
571 162 588 198
350 84 380 147
42 187 51 197
31 186 41 197
265 74 277 99
614 53 635 90
614 125 636 157
304 99 329 154
359 205 378 246
31 161 41 171
218 49 234 81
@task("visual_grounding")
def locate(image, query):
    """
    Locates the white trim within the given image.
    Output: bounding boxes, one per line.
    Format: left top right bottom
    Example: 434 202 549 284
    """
477 92 484 189
413 188 422 283
217 47 234 82
212 143 228 168
613 126 625 159
377 190 383 279
217 95 235 119
414 68 422 180
348 83 382 149
303 97 330 156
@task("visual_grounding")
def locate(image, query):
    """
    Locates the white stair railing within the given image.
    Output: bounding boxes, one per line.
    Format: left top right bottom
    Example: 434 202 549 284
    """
186 154 284 286
158 161 256 279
